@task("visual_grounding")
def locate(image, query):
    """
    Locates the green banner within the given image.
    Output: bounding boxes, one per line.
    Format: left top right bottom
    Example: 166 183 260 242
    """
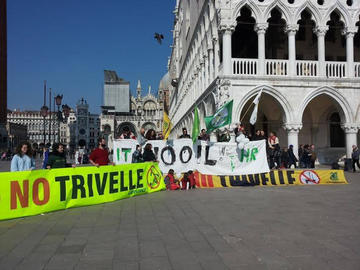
0 162 165 221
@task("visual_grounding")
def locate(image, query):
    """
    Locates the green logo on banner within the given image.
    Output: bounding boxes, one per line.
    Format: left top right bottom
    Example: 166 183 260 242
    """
330 172 339 181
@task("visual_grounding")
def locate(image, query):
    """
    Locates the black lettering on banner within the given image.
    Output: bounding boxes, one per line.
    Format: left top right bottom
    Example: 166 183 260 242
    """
241 175 251 185
180 146 192 163
229 176 238 186
278 170 285 185
120 171 128 192
269 171 277 185
87 174 94 197
137 169 144 188
253 174 260 185
205 145 216 165
95 173 108 195
55 176 70 201
154 147 159 159
220 176 227 187
197 145 202 159
261 173 269 185
72 175 86 199
161 146 176 165
129 170 136 190
287 170 295 184
109 172 119 194
247 174 255 185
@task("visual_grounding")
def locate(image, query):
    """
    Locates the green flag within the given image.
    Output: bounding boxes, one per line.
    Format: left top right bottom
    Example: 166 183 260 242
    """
205 100 233 134
192 106 200 143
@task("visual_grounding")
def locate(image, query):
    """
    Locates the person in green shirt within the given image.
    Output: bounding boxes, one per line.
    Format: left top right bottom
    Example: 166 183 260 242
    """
46 143 74 169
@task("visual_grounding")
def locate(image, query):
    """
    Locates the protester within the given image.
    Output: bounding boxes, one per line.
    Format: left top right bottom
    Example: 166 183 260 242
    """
288 145 298 168
281 148 289 169
143 143 157 162
47 143 73 169
298 144 304 165
156 132 164 140
198 129 209 141
179 128 191 138
42 146 49 169
181 172 190 190
268 132 280 169
132 145 143 163
164 169 180 190
300 144 312 168
89 138 111 167
75 148 83 165
119 126 136 140
10 142 35 172
138 127 147 146
252 130 262 141
145 129 157 140
188 170 196 189
310 144 317 169
352 145 360 172
260 130 267 140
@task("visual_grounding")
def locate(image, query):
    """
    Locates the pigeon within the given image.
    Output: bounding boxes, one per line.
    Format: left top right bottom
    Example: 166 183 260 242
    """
154 33 164 44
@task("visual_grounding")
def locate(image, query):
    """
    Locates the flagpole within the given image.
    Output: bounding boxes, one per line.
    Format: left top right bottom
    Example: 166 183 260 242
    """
240 103 255 123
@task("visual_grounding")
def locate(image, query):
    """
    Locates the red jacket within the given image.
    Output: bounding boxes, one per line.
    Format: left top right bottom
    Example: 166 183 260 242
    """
165 174 180 190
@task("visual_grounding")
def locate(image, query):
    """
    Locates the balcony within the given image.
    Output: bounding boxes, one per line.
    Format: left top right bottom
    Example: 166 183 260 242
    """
231 58 360 79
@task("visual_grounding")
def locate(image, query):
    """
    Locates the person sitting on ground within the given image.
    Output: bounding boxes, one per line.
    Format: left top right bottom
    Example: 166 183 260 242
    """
179 127 191 139
119 126 136 140
188 170 196 189
143 143 157 162
288 145 298 168
352 145 360 172
47 143 73 169
11 142 36 172
181 172 190 190
164 169 180 190
198 129 209 141
145 129 157 140
89 138 111 167
132 145 143 163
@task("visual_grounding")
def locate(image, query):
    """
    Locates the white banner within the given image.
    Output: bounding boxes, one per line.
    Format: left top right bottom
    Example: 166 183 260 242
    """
113 139 270 175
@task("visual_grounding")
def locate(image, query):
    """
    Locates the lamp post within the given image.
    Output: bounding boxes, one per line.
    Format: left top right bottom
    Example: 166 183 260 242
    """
40 105 48 146
55 95 63 142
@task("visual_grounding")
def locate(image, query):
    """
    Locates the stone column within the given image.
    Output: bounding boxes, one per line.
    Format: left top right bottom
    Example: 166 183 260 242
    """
286 25 299 77
343 27 357 78
208 45 214 83
221 25 234 76
284 124 302 159
314 26 328 77
213 37 219 77
254 23 268 76
343 124 359 158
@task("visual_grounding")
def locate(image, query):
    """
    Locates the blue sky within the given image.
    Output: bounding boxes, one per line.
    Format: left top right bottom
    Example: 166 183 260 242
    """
7 0 174 113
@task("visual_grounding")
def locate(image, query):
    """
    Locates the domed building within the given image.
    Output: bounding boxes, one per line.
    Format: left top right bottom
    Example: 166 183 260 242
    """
100 70 170 147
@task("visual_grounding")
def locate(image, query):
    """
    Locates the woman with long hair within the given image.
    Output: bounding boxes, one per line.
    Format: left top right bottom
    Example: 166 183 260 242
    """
145 129 157 140
10 142 35 172
143 143 157 162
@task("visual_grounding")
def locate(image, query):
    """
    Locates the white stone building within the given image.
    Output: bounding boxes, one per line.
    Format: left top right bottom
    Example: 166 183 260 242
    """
7 110 59 147
100 72 169 146
168 0 360 161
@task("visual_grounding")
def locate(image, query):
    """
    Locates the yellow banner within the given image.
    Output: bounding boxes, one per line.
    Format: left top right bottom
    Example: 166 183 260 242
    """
0 162 164 221
194 170 348 188
162 111 172 140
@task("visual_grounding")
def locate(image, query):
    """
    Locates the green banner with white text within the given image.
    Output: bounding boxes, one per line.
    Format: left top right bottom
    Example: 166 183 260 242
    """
0 162 165 221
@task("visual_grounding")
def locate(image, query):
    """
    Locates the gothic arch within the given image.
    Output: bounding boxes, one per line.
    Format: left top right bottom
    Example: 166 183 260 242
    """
235 85 293 124
294 3 322 27
263 2 292 25
233 1 261 23
323 5 352 28
298 87 354 124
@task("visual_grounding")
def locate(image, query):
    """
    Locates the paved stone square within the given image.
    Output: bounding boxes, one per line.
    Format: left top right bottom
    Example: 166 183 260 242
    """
0 165 359 269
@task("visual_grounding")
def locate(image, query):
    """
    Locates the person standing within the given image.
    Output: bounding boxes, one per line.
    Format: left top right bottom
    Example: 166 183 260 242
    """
298 144 304 166
47 143 73 169
89 138 111 167
179 128 191 138
288 145 298 168
310 144 317 169
198 129 209 141
352 145 360 172
132 145 143 163
143 143 157 162
11 142 36 172
119 126 136 140
268 132 280 169
42 146 49 169
137 127 147 146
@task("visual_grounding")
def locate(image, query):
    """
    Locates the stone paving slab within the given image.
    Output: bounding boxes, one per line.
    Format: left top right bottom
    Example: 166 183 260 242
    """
0 171 359 269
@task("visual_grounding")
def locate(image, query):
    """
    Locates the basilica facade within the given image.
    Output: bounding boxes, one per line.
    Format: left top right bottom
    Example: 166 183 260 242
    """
168 0 360 161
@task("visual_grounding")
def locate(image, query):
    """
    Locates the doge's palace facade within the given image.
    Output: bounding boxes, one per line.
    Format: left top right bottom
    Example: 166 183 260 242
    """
168 0 360 160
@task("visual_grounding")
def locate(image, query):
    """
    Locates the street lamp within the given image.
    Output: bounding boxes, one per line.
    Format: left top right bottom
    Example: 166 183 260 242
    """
40 105 48 146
